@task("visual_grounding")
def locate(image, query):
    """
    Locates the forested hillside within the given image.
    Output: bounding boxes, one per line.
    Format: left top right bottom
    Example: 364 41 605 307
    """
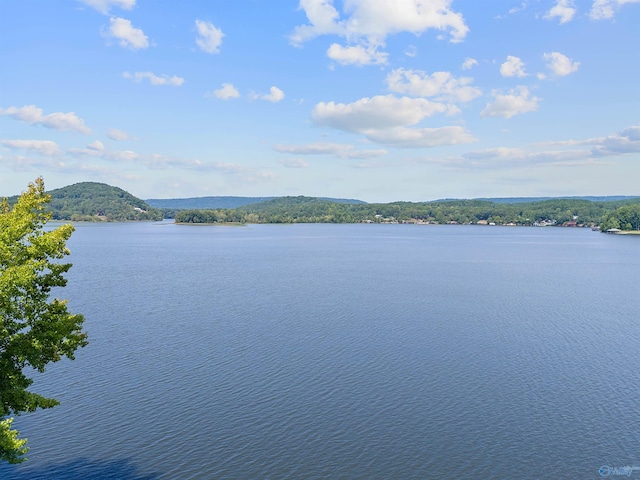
6 182 163 221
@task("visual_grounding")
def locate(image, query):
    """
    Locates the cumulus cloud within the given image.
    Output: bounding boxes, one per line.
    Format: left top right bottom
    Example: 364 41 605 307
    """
292 0 468 44
261 86 285 103
311 95 475 148
1 139 61 156
545 0 577 23
386 69 481 103
195 20 224 54
0 105 91 134
274 142 388 159
584 125 640 156
210 83 240 99
327 43 388 65
312 95 448 132
80 0 135 15
500 56 527 77
122 71 185 86
107 128 133 141
278 158 310 168
365 126 476 148
104 17 148 49
87 140 105 151
462 57 478 70
481 86 540 118
543 52 580 76
590 0 640 19
290 0 468 65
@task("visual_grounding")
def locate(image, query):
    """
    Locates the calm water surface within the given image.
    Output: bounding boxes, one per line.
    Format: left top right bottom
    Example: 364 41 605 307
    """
2 222 639 479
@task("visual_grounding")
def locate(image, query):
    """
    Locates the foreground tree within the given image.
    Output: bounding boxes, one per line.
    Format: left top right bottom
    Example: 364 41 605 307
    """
0 178 87 463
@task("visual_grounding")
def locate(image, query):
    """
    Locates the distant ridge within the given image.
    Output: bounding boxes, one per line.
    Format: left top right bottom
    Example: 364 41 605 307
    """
147 195 640 210
146 196 366 210
437 196 640 204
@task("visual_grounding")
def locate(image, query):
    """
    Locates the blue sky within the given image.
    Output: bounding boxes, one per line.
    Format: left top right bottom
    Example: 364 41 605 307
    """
1 0 639 202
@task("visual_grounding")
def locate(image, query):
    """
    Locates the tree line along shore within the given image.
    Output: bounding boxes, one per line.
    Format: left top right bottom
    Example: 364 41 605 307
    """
174 196 640 232
4 182 639 231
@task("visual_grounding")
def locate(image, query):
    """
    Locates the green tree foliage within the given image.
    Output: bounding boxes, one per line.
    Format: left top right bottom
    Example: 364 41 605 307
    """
7 182 163 221
600 204 640 231
0 178 87 463
175 195 640 227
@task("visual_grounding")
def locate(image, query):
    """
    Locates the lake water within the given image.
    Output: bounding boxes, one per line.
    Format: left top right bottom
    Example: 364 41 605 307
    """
1 222 639 479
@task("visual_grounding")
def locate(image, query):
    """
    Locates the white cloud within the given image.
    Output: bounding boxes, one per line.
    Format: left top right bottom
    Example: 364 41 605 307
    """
508 1 529 14
404 45 417 57
122 71 184 86
327 43 388 66
79 0 135 15
105 17 148 49
274 142 388 159
1 139 61 156
2 155 71 173
543 52 580 76
107 128 132 141
261 86 285 103
291 0 342 44
583 125 640 156
291 0 468 65
590 0 640 19
68 145 140 162
365 126 476 148
278 158 310 168
87 140 105 151
311 95 474 148
545 0 577 23
461 147 591 167
143 155 274 181
421 125 640 170
106 150 139 162
481 86 540 118
462 57 478 70
211 83 240 99
500 56 527 77
386 69 481 103
195 20 224 54
0 105 91 134
312 95 448 132
291 0 469 44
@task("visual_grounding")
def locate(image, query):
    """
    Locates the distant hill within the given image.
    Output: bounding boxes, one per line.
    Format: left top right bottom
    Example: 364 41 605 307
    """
146 195 366 210
455 196 640 204
145 196 277 210
5 182 164 221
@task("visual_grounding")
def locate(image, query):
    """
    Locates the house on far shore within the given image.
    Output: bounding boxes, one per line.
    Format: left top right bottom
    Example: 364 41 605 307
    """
606 228 621 233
